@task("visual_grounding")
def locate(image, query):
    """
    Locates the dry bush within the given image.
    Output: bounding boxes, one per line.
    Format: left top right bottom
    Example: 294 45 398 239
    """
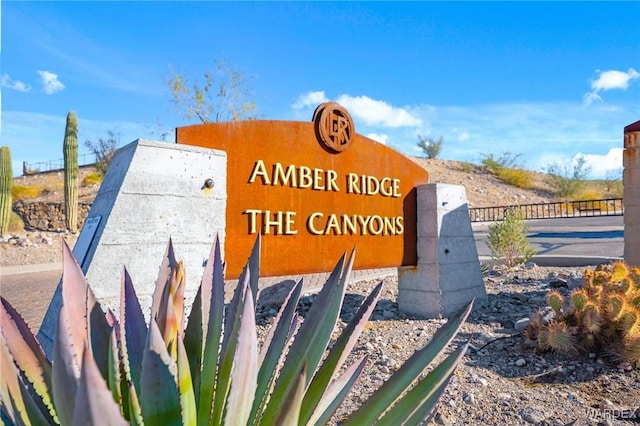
82 172 103 186
497 167 532 189
12 185 44 200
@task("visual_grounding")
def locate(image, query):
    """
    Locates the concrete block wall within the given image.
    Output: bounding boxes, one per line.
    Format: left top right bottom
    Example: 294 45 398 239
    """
398 183 486 318
624 123 640 266
38 140 227 355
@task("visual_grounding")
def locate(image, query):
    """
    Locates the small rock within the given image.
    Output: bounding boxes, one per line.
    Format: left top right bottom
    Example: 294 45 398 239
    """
519 406 546 424
382 309 395 320
513 293 529 302
516 358 527 367
434 412 452 426
514 317 530 331
463 393 475 404
549 278 568 288
477 378 488 387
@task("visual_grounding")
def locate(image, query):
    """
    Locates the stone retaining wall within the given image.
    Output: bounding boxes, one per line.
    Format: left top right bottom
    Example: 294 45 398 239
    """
13 201 92 231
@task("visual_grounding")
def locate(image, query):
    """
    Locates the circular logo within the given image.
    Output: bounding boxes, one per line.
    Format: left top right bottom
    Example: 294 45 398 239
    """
313 102 355 153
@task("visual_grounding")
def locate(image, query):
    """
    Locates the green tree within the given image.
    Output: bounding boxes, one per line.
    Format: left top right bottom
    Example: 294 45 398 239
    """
85 131 119 176
168 58 257 123
416 135 444 159
545 155 591 199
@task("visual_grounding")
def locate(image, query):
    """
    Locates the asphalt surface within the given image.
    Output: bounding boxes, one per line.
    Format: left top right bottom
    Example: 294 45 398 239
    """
1 215 625 333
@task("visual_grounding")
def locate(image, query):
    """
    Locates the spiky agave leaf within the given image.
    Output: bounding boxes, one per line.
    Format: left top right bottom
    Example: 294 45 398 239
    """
210 265 251 425
300 281 383 425
374 339 470 425
73 345 127 425
546 321 578 354
60 240 91 369
249 279 303 423
306 355 368 426
259 249 354 426
0 332 51 425
52 305 80 425
152 240 186 356
343 301 473 426
119 267 147 402
547 290 564 314
0 297 56 423
175 334 196 425
192 236 226 424
140 319 181 424
275 365 306 426
223 285 258 426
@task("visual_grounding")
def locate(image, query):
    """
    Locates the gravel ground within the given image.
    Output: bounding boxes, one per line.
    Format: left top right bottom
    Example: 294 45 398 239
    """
255 265 640 426
1 232 639 425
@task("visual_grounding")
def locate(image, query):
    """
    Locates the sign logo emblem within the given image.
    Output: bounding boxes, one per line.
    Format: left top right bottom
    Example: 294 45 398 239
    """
313 102 355 153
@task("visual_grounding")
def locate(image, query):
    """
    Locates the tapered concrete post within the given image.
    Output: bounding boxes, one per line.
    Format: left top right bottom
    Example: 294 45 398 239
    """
38 140 227 357
397 183 486 318
624 120 640 267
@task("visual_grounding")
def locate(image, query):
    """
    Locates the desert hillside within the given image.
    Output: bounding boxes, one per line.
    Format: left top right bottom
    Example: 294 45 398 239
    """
12 158 558 209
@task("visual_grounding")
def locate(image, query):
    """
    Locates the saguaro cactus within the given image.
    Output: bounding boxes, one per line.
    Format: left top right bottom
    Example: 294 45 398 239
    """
63 111 79 232
0 146 13 235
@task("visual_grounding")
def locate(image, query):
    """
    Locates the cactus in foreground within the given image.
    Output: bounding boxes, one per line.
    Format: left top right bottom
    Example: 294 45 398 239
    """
63 111 79 232
0 146 12 235
0 235 472 425
527 261 640 367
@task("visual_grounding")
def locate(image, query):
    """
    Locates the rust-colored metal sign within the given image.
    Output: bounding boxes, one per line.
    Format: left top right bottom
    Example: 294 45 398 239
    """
176 103 429 278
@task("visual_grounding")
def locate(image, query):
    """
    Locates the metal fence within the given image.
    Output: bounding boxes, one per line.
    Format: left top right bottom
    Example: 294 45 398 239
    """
23 153 97 175
469 198 624 222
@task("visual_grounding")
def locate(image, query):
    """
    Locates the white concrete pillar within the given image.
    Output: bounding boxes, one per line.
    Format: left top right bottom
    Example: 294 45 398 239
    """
38 140 227 356
624 121 640 266
397 183 486 318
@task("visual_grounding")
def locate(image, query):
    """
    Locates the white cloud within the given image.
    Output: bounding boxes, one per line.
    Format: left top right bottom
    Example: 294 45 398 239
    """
292 91 328 109
0 73 32 92
37 70 65 94
583 68 640 105
336 95 422 128
457 131 470 141
366 133 388 144
575 148 623 179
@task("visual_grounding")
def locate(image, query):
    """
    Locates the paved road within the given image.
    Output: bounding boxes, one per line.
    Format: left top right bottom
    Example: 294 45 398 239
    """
473 215 624 261
1 216 625 332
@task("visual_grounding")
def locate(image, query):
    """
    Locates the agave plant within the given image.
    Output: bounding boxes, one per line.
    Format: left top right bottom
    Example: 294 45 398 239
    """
1 234 472 425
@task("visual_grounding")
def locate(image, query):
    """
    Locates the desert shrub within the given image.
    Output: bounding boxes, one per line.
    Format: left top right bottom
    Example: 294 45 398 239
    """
486 208 536 267
417 135 444 159
11 184 44 200
526 262 640 367
459 162 476 173
496 167 532 189
480 151 522 174
85 131 119 176
82 172 104 186
545 156 591 199
0 236 471 425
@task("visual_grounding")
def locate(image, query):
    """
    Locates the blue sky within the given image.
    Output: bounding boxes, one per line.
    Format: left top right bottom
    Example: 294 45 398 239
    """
2 1 639 178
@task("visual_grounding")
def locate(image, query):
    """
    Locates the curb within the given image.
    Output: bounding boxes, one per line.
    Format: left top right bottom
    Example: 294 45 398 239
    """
0 263 62 277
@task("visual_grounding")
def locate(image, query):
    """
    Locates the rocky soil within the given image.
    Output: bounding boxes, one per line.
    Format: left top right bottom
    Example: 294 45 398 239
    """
2 160 638 425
